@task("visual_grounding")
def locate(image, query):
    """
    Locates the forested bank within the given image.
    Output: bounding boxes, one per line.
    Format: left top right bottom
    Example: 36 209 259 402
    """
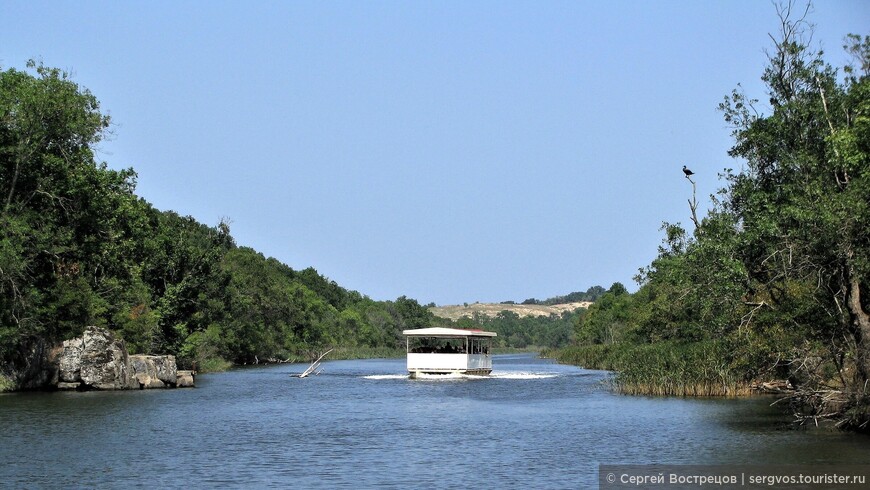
553 9 870 431
0 61 457 389
0 60 593 391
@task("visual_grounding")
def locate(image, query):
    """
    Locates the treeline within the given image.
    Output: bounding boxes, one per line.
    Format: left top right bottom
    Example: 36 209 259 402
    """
0 61 449 386
455 309 584 350
553 14 869 431
505 286 606 306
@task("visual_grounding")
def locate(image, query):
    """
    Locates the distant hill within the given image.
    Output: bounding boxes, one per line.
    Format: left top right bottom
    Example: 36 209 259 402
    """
430 302 591 321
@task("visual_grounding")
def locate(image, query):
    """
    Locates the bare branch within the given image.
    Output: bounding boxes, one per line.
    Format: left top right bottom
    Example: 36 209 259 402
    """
685 175 700 230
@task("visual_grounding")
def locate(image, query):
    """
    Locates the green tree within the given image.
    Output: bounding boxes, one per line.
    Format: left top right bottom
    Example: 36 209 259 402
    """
633 213 746 344
718 5 869 425
575 282 633 345
0 61 141 372
553 5 869 427
147 213 233 359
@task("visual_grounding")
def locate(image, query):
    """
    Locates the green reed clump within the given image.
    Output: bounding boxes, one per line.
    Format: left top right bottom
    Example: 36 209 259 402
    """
328 345 405 360
552 340 752 396
617 341 752 396
197 357 234 373
0 373 13 392
549 343 635 371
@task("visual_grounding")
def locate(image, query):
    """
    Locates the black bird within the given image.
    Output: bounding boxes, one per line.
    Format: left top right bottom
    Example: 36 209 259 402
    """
682 165 694 177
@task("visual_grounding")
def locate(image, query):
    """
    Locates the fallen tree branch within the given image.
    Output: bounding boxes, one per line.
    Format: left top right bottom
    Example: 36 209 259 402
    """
294 348 334 378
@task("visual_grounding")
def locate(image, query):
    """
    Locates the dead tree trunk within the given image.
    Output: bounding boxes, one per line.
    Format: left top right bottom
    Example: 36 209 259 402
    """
847 265 870 389
686 174 700 230
295 348 333 378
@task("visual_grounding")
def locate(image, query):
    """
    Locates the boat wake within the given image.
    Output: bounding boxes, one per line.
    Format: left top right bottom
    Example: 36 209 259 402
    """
362 371 558 381
490 372 558 379
362 374 409 380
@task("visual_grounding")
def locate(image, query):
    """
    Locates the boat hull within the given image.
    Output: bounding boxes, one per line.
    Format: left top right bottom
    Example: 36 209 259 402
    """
408 368 492 379
406 352 492 377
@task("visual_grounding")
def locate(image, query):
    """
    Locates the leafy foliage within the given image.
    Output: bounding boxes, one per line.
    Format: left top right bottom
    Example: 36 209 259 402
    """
556 7 870 430
1 61 140 368
516 286 606 306
0 61 452 382
457 308 582 350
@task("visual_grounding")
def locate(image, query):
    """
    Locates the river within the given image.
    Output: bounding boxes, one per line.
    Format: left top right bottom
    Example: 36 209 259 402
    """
1 353 868 488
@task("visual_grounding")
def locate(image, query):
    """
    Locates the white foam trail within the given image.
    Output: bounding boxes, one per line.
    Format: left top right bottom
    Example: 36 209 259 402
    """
490 372 558 379
362 372 559 380
362 374 408 380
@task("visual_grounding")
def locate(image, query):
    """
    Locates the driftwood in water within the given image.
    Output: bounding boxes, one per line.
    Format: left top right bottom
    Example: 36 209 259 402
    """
752 379 794 394
295 349 333 378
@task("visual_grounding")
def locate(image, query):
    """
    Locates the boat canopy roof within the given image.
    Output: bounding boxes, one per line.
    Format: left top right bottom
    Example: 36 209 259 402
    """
402 327 497 338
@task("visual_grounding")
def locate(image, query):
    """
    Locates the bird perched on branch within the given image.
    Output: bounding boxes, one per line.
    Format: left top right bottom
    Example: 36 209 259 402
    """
682 165 694 177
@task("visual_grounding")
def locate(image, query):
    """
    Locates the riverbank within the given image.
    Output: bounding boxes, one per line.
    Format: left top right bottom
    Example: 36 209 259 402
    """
208 346 406 372
545 341 756 397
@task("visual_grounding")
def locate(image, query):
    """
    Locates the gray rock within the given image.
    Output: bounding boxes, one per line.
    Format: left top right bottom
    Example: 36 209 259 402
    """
152 355 177 385
13 339 60 390
58 338 84 383
130 355 156 388
77 326 137 390
50 327 186 391
176 370 195 388
130 355 178 389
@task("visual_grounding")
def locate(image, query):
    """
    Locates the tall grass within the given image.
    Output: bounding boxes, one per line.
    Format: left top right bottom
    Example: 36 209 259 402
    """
323 346 405 360
195 346 405 374
0 373 13 393
552 341 753 397
493 346 545 355
196 357 233 373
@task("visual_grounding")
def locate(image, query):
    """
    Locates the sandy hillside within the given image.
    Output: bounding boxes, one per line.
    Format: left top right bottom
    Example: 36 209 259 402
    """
429 302 591 321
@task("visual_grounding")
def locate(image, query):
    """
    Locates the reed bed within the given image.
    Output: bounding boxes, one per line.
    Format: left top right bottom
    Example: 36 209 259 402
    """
198 357 233 373
553 341 753 397
0 374 12 393
200 346 405 373
327 345 405 360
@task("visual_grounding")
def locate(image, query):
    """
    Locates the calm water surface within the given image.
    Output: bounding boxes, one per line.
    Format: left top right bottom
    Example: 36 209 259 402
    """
1 354 868 488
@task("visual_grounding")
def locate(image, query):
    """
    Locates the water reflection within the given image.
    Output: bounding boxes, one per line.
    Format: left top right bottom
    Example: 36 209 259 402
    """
1 353 867 488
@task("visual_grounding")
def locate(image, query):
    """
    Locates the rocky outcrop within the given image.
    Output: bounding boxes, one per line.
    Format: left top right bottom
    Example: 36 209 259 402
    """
13 339 61 390
130 355 177 389
176 370 195 388
57 326 137 390
55 326 192 390
58 337 84 384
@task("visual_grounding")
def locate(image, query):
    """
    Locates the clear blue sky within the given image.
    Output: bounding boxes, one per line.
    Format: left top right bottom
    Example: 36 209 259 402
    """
2 1 867 305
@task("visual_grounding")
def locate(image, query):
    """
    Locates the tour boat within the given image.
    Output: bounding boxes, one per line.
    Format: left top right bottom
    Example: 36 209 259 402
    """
403 327 497 378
